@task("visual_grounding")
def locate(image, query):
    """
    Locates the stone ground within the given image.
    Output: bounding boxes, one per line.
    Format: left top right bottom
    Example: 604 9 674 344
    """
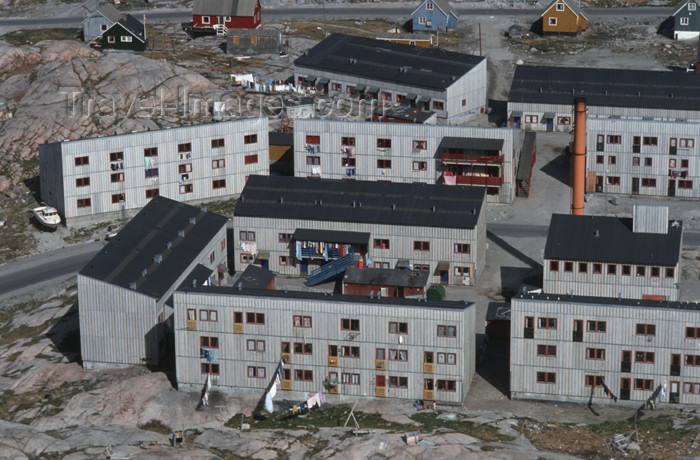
2 2 700 458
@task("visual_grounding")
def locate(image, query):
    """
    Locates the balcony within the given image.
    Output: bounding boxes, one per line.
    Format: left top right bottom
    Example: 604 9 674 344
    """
444 174 504 187
281 353 291 364
442 152 504 165
621 361 631 373
376 359 385 369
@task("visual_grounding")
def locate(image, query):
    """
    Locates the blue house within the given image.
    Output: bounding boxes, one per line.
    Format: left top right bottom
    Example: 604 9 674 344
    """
412 0 458 32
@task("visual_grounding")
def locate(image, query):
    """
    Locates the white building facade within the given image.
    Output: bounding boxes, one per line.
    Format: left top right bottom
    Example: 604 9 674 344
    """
39 118 269 226
293 119 522 204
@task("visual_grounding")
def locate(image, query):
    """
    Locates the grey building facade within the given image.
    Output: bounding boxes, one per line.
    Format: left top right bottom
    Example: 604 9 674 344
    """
293 33 487 123
507 65 700 132
511 294 700 406
78 196 228 370
174 287 476 403
293 119 522 204
544 205 682 301
232 175 486 286
39 118 268 227
586 116 700 198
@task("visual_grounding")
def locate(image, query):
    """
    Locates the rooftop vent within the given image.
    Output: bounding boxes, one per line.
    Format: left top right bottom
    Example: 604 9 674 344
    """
349 58 357 64
237 282 242 291
200 206 207 213
392 203 396 210
594 229 600 238
192 279 197 288
141 268 147 277
166 241 172 249
189 217 196 225
129 282 137 290
284 285 288 294
241 196 245 202
280 197 284 204
431 205 436 213
369 290 374 299
471 208 476 215
670 93 674 98
154 254 163 263
178 229 185 238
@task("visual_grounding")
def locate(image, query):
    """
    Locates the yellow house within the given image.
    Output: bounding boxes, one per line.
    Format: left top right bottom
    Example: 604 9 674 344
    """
541 0 587 34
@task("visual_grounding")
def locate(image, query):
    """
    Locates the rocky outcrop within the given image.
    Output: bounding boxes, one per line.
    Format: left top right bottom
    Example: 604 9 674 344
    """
0 42 219 184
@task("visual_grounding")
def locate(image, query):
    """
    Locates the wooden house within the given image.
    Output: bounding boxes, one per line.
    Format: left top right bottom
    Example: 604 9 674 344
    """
540 0 587 35
192 0 261 35
101 15 146 52
674 0 700 40
82 4 121 43
411 0 458 32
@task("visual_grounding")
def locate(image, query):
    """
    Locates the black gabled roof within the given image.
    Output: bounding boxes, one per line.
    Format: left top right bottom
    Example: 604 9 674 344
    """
294 33 484 91
544 213 682 266
178 264 215 290
104 14 145 43
234 175 485 230
80 196 228 299
509 65 700 112
516 292 700 313
235 265 275 290
343 267 430 288
439 137 504 151
177 284 473 310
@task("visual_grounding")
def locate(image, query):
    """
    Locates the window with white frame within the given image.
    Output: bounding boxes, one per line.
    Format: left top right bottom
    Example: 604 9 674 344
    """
121 35 132 42
419 16 426 24
549 17 557 26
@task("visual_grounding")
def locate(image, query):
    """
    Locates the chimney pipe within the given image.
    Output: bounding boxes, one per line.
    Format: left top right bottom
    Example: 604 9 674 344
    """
571 98 586 216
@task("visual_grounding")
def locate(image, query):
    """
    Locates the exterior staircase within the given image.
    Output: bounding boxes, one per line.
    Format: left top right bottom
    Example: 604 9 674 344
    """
307 253 361 286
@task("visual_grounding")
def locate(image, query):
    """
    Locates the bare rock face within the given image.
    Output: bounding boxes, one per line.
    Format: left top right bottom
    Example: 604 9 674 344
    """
0 175 10 193
0 42 40 75
39 40 101 64
0 50 218 184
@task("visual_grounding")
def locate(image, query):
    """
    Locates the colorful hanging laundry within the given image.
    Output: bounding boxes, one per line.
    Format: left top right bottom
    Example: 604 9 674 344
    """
601 378 618 403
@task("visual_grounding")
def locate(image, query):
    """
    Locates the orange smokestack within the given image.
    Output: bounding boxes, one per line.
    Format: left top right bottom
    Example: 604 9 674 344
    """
571 98 586 216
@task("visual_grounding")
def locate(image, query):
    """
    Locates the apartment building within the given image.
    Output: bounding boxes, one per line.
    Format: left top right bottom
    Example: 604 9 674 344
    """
511 293 700 406
507 65 700 132
78 196 228 369
232 175 486 286
174 286 475 403
293 119 523 204
544 205 682 301
586 116 699 198
294 33 487 122
39 118 269 227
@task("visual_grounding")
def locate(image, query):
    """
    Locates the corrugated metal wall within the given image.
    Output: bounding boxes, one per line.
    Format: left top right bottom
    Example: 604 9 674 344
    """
511 296 700 405
42 118 269 224
174 290 475 403
292 119 519 204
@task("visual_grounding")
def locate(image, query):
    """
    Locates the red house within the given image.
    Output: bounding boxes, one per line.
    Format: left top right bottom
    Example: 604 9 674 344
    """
192 0 261 34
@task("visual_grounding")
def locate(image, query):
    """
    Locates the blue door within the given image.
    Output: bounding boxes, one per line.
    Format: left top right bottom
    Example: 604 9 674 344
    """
261 259 269 270
300 260 308 276
546 118 553 131
440 270 448 284
514 117 521 128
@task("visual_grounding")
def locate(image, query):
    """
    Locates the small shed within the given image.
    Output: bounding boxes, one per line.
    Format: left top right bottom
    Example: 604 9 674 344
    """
342 267 429 298
508 24 523 39
226 28 283 54
376 32 434 48
235 264 276 290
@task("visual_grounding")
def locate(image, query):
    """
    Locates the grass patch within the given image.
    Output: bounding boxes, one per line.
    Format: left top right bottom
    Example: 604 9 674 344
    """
4 28 78 46
201 198 237 216
0 379 100 423
6 351 22 362
226 406 414 432
518 414 699 458
139 419 172 435
410 411 512 442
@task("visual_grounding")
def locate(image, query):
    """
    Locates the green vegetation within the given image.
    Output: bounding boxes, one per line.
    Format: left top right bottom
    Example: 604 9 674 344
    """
411 411 512 442
201 198 237 217
0 379 100 423
139 419 172 435
4 28 78 46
